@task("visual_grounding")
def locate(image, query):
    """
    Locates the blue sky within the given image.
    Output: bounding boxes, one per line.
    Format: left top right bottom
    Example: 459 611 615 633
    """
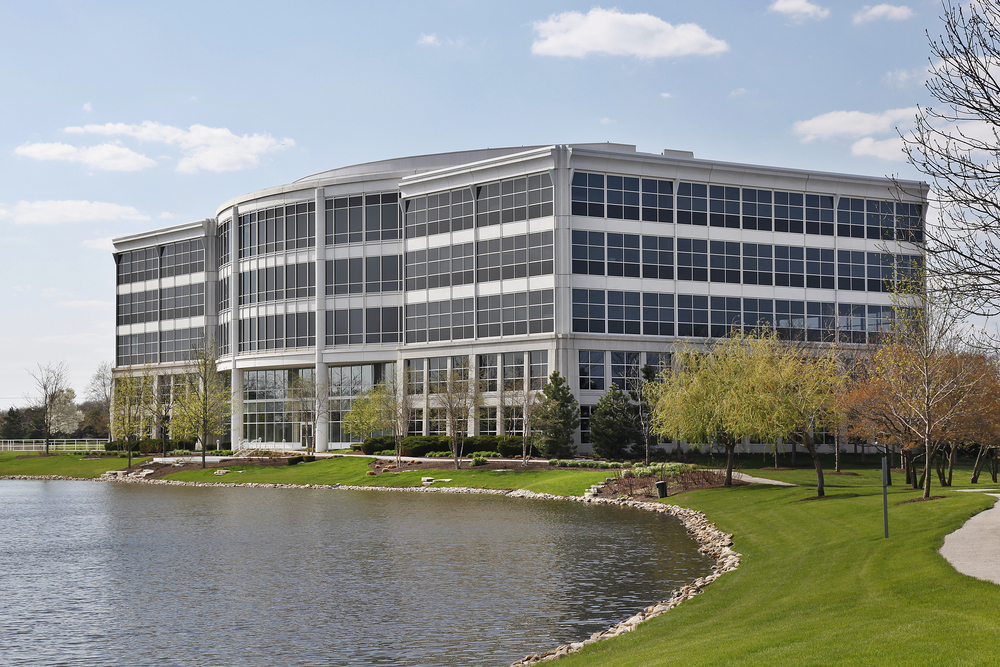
0 0 941 406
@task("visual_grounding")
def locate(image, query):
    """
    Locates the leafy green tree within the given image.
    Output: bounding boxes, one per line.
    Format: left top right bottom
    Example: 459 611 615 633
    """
112 372 153 468
531 371 578 459
172 341 231 468
0 408 26 439
590 383 640 459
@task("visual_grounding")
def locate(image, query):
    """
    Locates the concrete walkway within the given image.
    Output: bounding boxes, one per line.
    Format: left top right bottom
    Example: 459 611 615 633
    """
939 490 1000 585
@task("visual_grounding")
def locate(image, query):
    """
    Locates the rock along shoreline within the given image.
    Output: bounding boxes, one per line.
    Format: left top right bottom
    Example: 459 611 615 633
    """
1 474 741 665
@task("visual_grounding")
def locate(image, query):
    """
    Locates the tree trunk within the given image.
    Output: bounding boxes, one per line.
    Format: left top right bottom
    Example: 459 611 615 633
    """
790 440 796 466
936 451 948 487
834 435 841 473
807 440 824 498
971 445 985 484
724 442 735 487
947 444 957 487
923 445 937 499
991 450 998 483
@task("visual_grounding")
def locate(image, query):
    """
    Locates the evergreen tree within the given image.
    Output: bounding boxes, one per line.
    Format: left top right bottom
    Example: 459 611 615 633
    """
590 383 640 459
0 408 26 439
532 371 578 459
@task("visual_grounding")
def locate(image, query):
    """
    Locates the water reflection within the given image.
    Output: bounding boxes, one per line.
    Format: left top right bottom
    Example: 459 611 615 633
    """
0 482 711 666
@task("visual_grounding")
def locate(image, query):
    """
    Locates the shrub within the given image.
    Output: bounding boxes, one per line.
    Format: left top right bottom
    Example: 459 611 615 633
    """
375 449 397 456
426 451 453 458
497 436 528 458
398 436 455 457
464 435 500 453
471 456 488 466
360 436 395 455
469 451 500 458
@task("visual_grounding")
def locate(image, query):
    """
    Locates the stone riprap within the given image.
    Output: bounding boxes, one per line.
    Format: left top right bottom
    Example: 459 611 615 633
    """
2 473 742 665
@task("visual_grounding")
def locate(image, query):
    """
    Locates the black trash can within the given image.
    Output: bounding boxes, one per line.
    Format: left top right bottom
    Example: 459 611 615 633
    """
655 480 668 498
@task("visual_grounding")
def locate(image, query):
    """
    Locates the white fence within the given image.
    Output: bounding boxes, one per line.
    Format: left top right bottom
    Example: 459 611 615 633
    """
0 439 111 452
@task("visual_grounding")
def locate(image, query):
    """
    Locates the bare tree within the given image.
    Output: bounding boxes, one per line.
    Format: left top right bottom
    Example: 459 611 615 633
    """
111 372 153 468
141 367 174 457
28 361 70 454
901 1 1000 315
436 356 479 470
86 362 114 436
172 340 231 468
289 370 329 454
519 381 540 465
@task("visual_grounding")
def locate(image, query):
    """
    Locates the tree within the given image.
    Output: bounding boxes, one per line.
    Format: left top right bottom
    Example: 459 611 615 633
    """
519 381 541 465
635 365 660 464
531 371 578 459
0 408 26 440
28 361 70 454
900 0 1000 315
590 383 640 459
86 361 113 437
289 370 328 454
111 372 153 468
435 357 479 470
49 388 82 436
344 376 413 466
141 368 175 457
172 341 231 469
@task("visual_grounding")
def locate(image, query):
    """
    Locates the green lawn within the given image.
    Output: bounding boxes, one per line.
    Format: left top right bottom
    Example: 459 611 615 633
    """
0 451 147 478
165 455 610 496
557 462 1000 666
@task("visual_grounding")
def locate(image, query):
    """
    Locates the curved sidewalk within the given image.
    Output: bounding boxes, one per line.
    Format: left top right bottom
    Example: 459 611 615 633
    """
939 490 1000 585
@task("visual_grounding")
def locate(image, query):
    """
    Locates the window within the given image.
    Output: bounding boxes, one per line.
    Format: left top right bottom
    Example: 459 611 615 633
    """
896 201 924 242
478 354 497 392
709 241 741 284
580 406 595 445
116 332 158 366
775 301 805 340
529 351 548 390
115 247 158 285
641 235 674 279
676 183 708 225
774 191 804 233
807 302 836 342
641 178 674 223
428 357 448 393
571 172 605 217
838 250 867 291
805 194 834 236
332 309 363 346
364 255 401 293
329 258 362 295
479 406 498 435
409 408 424 436
572 289 605 333
476 233 552 282
428 408 447 436
646 352 671 371
238 312 316 352
611 351 640 391
478 173 553 226
607 291 641 334
218 218 231 266
476 290 553 338
502 352 525 392
743 298 774 331
607 233 641 277
742 244 773 286
838 304 868 343
364 307 401 344
837 197 866 238
160 283 205 320
117 289 158 325
806 248 835 289
406 359 424 395
365 192 401 241
241 201 314 256
160 239 205 277
676 238 708 281
642 292 675 336
677 294 709 337
247 262 316 303
709 185 741 228
710 296 742 337
327 196 363 245
868 252 894 292
159 327 205 363
571 230 605 275
406 243 474 290
606 175 640 220
404 187 473 239
741 189 772 231
774 246 805 287
579 351 605 390
404 297 474 343
503 405 524 437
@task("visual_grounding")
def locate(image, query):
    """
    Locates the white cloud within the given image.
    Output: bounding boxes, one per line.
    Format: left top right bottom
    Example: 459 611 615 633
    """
884 67 925 87
417 33 441 46
0 200 149 225
729 87 747 97
768 0 830 21
532 8 728 59
792 107 916 141
851 136 905 160
63 121 294 173
14 142 156 171
83 102 92 112
660 92 672 98
853 4 914 24
82 236 115 251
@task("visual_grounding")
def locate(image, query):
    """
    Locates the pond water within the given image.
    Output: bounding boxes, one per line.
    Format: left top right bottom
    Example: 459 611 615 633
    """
0 481 711 666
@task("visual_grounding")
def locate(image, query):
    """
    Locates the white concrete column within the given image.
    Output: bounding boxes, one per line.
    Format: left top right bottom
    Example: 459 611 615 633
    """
229 205 242 448
314 188 329 452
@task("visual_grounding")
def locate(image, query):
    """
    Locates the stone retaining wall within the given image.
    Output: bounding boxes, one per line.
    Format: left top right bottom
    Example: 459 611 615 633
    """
1 474 742 665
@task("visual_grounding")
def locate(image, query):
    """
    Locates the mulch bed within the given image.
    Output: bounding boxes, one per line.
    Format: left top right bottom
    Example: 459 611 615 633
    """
369 458 556 474
896 496 946 505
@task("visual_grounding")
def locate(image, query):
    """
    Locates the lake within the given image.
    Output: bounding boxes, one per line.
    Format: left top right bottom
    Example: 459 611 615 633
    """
0 480 711 666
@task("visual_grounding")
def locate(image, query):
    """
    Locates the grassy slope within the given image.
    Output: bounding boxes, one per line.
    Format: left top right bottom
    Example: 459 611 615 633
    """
559 465 1000 667
165 456 610 496
0 452 147 478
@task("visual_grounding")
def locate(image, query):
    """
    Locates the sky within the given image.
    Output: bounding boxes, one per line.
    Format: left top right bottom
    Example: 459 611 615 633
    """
0 0 947 407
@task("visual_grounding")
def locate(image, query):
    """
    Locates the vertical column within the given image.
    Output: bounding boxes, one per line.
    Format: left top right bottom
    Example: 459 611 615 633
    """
314 188 329 452
229 205 242 449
